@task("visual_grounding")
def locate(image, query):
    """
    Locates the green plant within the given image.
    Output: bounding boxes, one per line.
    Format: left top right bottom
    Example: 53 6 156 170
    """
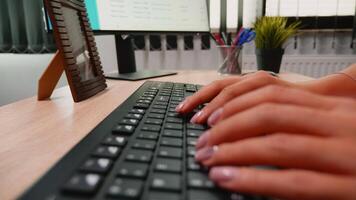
254 16 301 49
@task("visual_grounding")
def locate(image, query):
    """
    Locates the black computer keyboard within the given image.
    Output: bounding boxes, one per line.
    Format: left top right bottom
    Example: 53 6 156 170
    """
20 81 265 200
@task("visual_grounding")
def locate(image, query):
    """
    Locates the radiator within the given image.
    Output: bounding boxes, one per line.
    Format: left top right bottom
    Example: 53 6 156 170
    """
96 35 356 78
242 55 356 78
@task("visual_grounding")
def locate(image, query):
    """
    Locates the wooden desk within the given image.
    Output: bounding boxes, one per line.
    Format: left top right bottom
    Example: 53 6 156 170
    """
0 70 313 200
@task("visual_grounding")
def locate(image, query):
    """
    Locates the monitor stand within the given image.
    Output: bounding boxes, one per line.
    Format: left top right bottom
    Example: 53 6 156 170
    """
105 34 177 81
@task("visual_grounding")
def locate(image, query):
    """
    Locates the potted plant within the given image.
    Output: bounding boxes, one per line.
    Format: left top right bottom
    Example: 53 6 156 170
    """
254 17 300 73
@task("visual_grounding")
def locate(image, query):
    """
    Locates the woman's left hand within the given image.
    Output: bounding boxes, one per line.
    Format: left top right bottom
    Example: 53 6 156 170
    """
194 85 356 200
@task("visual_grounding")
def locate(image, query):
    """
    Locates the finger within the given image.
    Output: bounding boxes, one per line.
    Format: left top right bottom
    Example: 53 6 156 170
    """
196 103 355 149
196 134 356 175
207 85 336 126
176 76 241 113
191 71 284 124
209 167 356 200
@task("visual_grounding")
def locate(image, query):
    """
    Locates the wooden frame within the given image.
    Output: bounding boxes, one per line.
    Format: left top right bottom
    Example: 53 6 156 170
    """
39 0 107 102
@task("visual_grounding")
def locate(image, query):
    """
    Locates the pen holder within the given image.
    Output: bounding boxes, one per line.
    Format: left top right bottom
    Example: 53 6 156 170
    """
217 46 242 75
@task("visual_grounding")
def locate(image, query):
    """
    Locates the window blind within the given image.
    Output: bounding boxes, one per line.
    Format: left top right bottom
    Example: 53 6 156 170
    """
266 0 356 17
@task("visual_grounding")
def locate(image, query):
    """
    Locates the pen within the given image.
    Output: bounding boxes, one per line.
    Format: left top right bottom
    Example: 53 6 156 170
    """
232 27 244 46
211 33 226 46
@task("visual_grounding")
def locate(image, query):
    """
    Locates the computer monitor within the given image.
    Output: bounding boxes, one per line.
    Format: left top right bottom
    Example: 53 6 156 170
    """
86 0 210 33
46 0 210 33
45 0 210 80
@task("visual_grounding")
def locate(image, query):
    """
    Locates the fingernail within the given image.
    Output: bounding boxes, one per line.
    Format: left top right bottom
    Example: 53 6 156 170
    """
196 131 210 150
195 145 218 162
208 108 223 127
191 111 203 123
210 167 236 182
175 102 185 112
175 98 189 112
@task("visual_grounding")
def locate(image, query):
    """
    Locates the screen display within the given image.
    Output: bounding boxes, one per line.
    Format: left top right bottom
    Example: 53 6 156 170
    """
78 0 210 32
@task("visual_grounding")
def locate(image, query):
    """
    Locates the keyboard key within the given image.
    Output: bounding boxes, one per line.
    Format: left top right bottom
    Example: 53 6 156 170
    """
112 124 135 135
165 123 183 130
167 112 180 118
158 147 182 159
148 87 159 91
187 123 206 130
151 109 166 114
125 113 143 120
187 146 196 157
152 105 167 109
188 171 215 189
102 135 127 147
169 103 180 108
92 146 120 159
148 192 181 200
144 91 157 95
117 162 149 178
154 102 168 106
188 190 223 200
134 103 150 109
137 99 151 104
187 130 204 137
187 157 204 171
161 137 183 147
148 113 165 119
186 84 197 91
148 88 159 91
170 100 180 105
107 178 143 199
139 96 154 101
171 94 184 97
62 173 102 195
163 130 183 138
126 150 153 163
151 173 181 191
142 94 155 98
137 131 159 140
141 124 161 132
80 158 112 173
132 139 156 150
168 108 177 112
145 118 163 125
157 96 170 102
187 137 198 146
166 117 183 124
119 118 139 126
171 97 184 101
155 158 182 173
130 109 146 115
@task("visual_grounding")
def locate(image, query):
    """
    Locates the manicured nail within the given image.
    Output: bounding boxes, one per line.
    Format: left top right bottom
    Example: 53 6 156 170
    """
191 111 203 123
175 102 185 112
195 145 218 162
210 167 236 182
208 108 223 127
175 98 189 112
196 131 210 150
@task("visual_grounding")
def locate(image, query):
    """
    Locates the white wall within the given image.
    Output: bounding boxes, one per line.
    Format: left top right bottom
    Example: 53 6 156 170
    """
0 54 67 106
0 35 218 106
1 34 356 106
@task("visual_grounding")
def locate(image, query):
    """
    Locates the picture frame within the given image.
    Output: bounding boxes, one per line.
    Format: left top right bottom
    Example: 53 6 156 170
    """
39 0 107 102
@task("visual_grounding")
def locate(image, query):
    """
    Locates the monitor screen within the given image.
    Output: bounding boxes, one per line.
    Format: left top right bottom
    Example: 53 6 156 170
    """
47 0 210 33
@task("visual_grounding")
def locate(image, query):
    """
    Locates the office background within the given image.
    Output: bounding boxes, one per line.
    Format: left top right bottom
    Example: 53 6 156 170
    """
1 0 356 106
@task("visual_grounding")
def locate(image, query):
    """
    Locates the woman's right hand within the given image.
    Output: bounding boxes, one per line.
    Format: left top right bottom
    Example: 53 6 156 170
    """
176 71 299 125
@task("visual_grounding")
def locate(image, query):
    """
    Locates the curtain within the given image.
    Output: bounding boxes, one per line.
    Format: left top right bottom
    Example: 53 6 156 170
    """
0 0 57 53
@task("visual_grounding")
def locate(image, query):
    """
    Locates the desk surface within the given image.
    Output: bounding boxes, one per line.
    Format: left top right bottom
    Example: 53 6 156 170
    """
0 70 313 200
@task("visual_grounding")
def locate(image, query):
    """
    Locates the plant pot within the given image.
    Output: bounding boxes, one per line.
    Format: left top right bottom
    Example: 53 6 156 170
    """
255 48 285 73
